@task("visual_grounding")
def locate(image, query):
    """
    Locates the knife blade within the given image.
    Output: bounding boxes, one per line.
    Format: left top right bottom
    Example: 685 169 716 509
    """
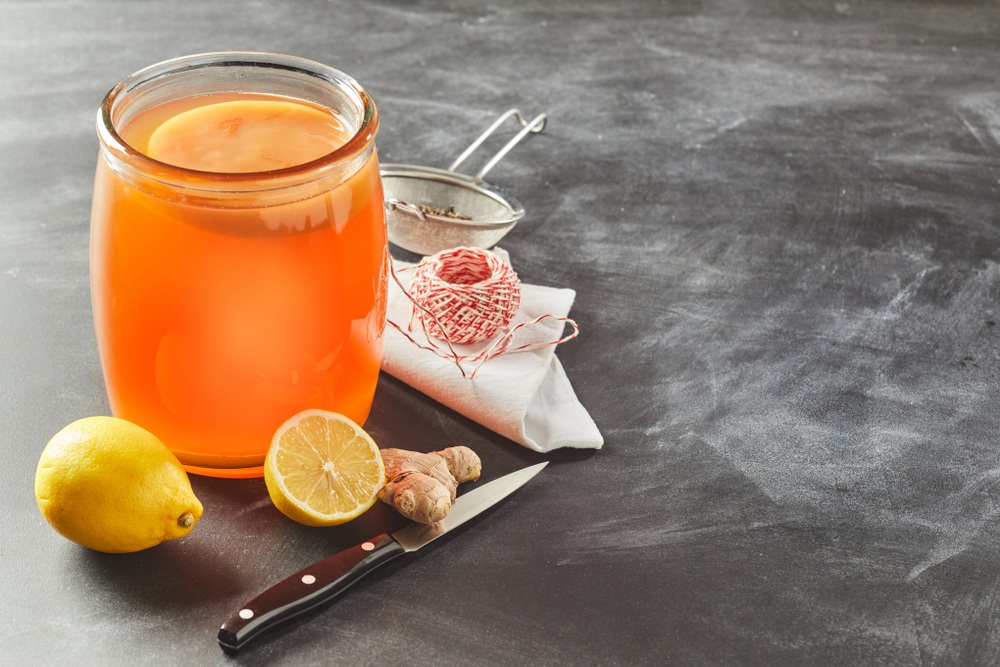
217 461 547 653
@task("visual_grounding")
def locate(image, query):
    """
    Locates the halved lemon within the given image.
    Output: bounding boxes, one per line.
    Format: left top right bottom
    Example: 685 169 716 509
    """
264 409 385 527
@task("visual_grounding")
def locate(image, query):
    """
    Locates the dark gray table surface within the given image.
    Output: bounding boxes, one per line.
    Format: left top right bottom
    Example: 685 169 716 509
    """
4 0 1000 665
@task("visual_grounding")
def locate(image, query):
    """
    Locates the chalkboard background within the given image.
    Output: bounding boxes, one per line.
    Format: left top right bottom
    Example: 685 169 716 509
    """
2 1 1000 664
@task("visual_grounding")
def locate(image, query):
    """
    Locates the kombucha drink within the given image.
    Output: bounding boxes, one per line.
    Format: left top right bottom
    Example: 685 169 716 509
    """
91 62 387 478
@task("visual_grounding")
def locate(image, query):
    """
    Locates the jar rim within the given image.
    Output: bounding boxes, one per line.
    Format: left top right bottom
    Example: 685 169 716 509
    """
97 51 379 185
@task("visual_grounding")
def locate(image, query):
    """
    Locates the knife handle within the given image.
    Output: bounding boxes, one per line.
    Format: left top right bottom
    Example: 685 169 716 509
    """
218 533 405 653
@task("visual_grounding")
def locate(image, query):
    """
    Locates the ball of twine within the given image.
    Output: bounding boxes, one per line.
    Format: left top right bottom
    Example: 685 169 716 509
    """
409 246 521 345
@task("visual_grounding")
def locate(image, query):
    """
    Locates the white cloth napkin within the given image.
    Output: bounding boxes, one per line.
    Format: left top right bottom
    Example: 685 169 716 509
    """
380 250 603 453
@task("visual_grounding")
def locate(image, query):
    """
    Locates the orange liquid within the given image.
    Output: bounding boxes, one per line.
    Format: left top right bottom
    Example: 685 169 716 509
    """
90 93 387 477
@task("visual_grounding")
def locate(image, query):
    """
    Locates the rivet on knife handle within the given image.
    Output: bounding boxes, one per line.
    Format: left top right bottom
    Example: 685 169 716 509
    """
217 533 405 654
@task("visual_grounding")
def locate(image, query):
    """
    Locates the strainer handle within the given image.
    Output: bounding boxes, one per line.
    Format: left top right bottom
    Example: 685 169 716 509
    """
447 109 547 179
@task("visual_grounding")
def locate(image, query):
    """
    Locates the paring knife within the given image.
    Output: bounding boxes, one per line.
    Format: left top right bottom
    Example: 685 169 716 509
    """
218 461 548 653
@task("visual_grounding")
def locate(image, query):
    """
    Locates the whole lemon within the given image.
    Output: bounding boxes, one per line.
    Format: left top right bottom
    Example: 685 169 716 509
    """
35 416 203 553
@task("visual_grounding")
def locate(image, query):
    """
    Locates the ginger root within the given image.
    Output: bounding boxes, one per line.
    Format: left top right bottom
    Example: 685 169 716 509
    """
378 446 482 524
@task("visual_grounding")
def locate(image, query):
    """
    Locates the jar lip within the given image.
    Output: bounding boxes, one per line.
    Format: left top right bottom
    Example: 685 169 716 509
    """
97 51 378 184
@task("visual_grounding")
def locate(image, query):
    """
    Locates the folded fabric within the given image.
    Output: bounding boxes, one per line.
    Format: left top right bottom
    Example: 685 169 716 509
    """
380 250 603 453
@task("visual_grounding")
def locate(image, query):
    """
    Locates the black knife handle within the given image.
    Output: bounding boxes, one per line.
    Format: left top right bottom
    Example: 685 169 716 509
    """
218 533 405 653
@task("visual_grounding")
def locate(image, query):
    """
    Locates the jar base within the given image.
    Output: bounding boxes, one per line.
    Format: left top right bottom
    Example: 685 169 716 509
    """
183 462 265 479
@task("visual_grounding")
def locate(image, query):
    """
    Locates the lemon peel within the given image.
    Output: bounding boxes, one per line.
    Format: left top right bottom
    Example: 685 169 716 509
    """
35 416 203 553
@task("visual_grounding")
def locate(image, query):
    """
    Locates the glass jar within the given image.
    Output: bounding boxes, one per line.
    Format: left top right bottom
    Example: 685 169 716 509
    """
91 52 388 478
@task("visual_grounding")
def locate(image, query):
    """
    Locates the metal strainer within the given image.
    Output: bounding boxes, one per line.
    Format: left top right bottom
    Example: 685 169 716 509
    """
382 108 547 256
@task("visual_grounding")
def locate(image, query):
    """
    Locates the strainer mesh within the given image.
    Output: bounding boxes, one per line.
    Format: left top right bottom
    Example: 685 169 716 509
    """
384 176 513 222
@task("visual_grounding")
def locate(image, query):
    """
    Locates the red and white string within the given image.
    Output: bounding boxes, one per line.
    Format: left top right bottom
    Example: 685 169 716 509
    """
388 246 579 379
